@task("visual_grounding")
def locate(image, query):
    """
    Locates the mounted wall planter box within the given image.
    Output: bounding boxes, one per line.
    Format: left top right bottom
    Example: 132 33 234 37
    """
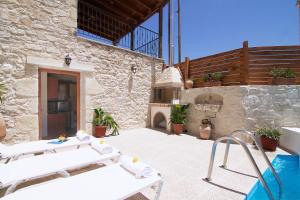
271 78 296 85
203 81 222 87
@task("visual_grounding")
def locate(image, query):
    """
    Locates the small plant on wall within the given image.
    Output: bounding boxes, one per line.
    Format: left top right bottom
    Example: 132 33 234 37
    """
203 72 223 87
93 108 119 138
199 119 213 140
270 68 296 85
0 83 6 140
170 104 189 135
256 127 282 151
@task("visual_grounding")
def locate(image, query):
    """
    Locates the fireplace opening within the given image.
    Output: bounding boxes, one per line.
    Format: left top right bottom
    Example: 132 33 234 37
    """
153 112 167 129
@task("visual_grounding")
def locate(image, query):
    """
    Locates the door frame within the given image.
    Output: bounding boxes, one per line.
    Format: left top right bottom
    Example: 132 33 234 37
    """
38 68 81 139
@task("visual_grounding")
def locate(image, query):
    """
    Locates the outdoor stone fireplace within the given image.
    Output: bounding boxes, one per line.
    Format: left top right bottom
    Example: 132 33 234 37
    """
150 103 172 131
149 67 184 132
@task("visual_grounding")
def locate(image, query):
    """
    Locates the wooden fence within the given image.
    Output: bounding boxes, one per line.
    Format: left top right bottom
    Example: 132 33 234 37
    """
177 41 300 88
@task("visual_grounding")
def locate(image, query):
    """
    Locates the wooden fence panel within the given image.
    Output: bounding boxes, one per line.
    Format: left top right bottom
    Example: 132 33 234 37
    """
176 42 300 88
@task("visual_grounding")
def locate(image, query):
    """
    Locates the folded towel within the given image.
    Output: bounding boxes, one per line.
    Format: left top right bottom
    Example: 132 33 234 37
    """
76 131 91 141
120 155 153 178
91 142 113 154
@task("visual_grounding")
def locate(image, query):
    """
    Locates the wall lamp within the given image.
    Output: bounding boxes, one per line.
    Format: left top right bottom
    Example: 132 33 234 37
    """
131 64 137 74
65 54 72 66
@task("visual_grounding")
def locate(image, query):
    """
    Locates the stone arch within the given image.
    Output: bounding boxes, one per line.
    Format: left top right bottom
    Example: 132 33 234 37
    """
153 112 167 129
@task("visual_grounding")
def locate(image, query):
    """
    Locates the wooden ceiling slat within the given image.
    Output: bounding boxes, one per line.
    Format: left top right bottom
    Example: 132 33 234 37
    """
91 0 138 24
79 0 168 41
111 0 145 22
128 0 152 14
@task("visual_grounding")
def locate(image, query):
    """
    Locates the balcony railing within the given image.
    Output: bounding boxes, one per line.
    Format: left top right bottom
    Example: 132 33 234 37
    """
77 1 160 57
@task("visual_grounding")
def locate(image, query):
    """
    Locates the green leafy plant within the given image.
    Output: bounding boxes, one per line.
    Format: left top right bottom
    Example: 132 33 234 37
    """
201 118 214 128
201 119 211 125
203 74 211 82
270 68 296 79
212 72 223 81
203 72 223 82
256 127 282 140
286 69 296 78
170 104 189 124
0 83 6 103
93 108 119 136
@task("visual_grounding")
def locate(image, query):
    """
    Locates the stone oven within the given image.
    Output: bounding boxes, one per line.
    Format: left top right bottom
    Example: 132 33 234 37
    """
150 67 183 132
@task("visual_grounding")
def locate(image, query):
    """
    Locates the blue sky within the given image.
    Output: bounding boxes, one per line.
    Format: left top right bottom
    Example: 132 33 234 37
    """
142 0 299 63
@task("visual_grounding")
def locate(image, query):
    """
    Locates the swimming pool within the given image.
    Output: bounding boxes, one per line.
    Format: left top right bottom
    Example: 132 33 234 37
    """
246 154 300 200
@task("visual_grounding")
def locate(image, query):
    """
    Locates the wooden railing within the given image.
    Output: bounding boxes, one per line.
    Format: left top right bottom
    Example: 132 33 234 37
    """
176 41 300 88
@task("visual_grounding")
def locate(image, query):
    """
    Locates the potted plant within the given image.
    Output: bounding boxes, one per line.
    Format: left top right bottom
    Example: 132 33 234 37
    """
203 72 223 87
199 119 213 139
270 68 296 85
93 108 119 138
170 104 189 135
185 77 194 89
0 83 6 140
256 127 282 151
185 79 194 89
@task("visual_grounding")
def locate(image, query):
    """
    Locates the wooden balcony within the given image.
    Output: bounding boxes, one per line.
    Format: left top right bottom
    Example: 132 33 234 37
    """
77 0 167 57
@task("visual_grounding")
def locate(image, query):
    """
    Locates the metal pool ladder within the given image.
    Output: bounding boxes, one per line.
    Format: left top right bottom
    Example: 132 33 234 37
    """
204 130 282 200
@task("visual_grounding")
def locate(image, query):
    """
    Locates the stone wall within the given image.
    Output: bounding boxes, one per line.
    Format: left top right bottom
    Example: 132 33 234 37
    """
0 0 162 143
181 85 300 139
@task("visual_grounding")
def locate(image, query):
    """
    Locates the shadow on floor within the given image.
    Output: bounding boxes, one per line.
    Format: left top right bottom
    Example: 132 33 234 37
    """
202 178 248 197
219 166 258 179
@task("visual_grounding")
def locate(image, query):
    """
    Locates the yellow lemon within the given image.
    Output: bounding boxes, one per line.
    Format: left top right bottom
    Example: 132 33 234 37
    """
132 156 140 163
99 139 105 144
58 136 65 141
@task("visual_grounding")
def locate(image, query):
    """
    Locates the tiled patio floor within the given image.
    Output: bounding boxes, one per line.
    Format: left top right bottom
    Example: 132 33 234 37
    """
106 128 287 200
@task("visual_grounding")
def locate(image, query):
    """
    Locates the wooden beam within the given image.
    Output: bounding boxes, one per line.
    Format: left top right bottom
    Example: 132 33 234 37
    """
184 57 190 82
241 41 249 85
177 0 182 63
92 0 138 24
168 0 170 65
111 0 145 21
158 7 163 58
129 0 152 14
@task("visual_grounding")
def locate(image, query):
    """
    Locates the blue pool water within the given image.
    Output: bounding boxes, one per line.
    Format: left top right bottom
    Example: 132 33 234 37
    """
246 155 300 200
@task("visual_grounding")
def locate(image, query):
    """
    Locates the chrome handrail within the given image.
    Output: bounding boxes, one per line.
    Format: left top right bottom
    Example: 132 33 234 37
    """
204 136 275 200
222 130 282 186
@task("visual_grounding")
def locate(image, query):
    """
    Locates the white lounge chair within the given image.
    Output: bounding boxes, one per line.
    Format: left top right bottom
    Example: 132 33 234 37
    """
0 162 163 200
0 136 95 163
0 146 120 195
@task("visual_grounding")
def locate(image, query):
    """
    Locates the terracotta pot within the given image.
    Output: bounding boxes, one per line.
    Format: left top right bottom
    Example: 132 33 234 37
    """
272 78 295 85
0 113 6 140
203 81 222 87
94 126 107 138
199 125 211 140
172 123 183 135
185 80 194 89
260 136 278 151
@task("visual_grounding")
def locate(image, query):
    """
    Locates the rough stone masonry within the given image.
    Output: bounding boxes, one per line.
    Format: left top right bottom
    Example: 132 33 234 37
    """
0 0 162 143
